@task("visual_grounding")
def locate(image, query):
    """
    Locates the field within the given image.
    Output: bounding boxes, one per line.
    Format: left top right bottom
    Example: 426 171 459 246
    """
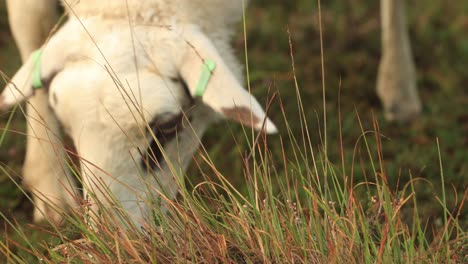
0 0 467 262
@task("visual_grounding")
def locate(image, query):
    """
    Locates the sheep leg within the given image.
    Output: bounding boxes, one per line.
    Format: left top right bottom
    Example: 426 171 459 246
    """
6 0 79 224
377 0 421 122
22 94 79 224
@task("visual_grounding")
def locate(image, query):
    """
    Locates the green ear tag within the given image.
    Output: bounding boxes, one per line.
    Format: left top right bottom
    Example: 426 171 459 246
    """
31 50 43 89
194 59 216 97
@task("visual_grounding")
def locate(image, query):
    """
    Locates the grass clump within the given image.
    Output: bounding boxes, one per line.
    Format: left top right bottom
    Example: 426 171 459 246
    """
0 100 465 263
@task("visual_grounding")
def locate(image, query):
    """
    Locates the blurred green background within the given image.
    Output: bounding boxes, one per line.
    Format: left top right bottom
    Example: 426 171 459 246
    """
0 0 466 232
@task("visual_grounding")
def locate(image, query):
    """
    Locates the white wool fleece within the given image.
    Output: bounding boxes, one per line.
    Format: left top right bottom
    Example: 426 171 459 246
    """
63 0 247 28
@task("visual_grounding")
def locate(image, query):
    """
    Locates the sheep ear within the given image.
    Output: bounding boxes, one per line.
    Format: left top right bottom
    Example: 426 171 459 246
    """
1 28 71 111
175 26 277 133
0 52 40 110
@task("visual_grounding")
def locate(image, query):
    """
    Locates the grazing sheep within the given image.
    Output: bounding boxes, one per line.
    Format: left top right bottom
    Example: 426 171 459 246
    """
2 0 276 227
2 0 421 226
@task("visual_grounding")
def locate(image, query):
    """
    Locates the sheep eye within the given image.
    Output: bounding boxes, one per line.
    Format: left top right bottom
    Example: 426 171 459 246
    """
140 113 184 170
153 113 183 137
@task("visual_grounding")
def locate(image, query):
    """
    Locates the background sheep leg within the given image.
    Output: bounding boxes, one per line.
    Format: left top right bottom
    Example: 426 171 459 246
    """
377 0 421 122
6 0 78 224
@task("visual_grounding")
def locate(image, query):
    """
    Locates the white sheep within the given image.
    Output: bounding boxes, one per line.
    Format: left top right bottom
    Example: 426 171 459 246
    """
2 0 422 226
2 0 276 227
